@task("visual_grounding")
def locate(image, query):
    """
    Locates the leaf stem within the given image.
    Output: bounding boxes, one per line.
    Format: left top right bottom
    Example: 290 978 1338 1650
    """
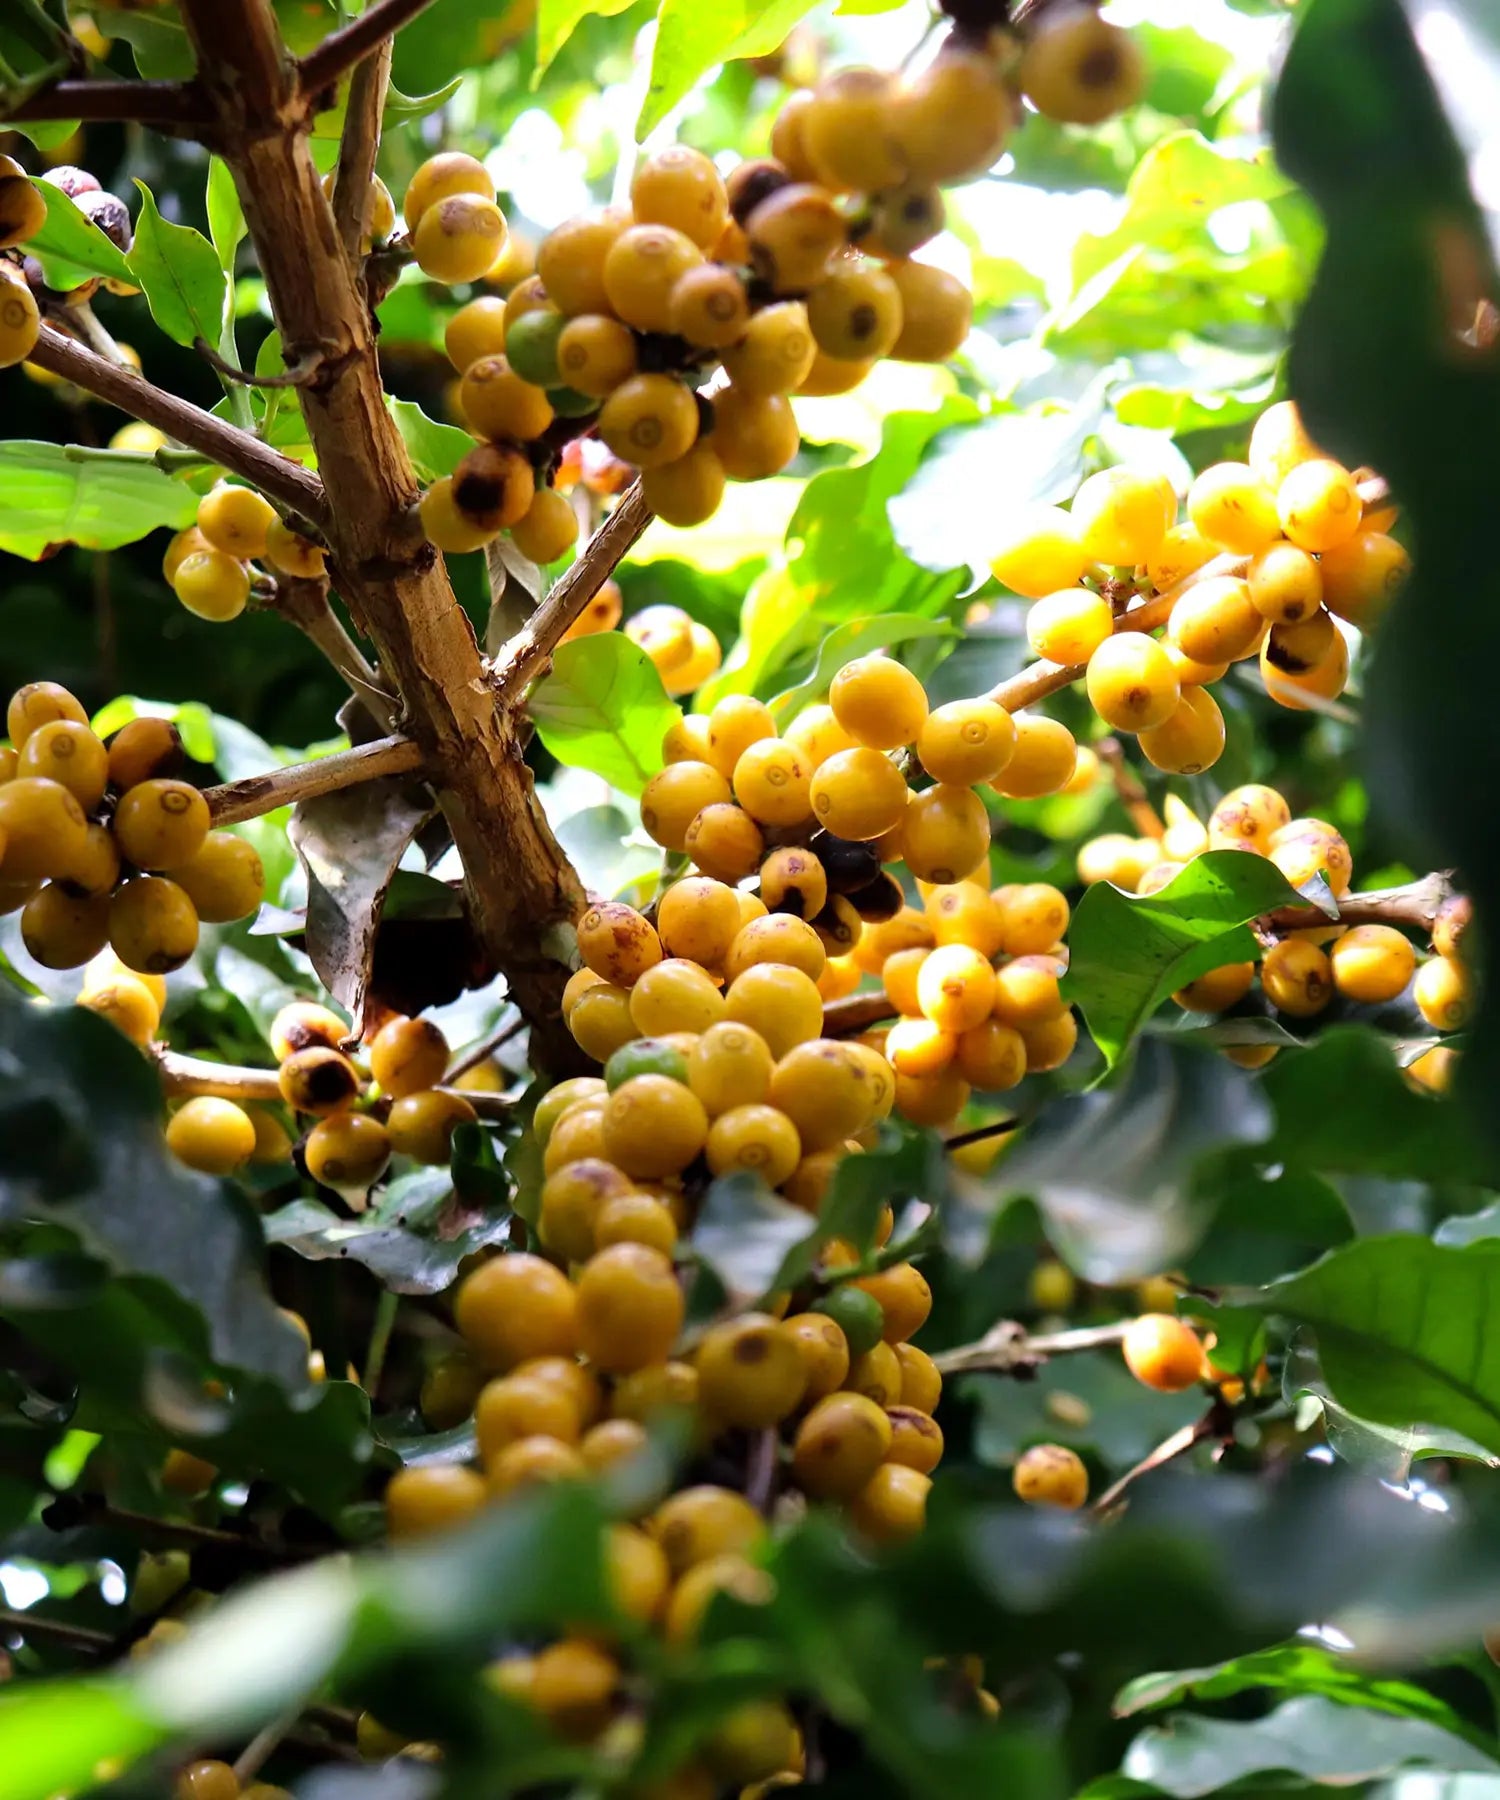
1096 736 1164 839
361 1289 399 1397
1089 1408 1220 1518
445 1011 525 1082
299 0 442 99
234 1704 304 1784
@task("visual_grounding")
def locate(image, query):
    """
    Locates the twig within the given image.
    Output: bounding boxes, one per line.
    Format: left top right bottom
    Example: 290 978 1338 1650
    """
203 733 425 826
59 302 129 367
193 336 323 388
27 326 328 525
154 1048 514 1121
362 1289 399 1397
4 78 208 127
1260 871 1455 936
822 993 896 1038
934 1318 1129 1377
331 37 392 261
943 1117 1022 1153
269 575 399 733
491 483 654 697
234 1704 304 1785
445 1011 525 1082
1089 1411 1217 1519
298 0 441 99
0 1608 114 1652
745 1428 780 1515
1096 737 1164 839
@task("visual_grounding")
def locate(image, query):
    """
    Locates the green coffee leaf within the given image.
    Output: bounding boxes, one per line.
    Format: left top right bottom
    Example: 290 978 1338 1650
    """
27 183 135 291
530 635 681 797
389 397 474 483
128 182 229 348
639 0 823 138
535 0 636 79
0 442 198 561
1063 852 1306 1068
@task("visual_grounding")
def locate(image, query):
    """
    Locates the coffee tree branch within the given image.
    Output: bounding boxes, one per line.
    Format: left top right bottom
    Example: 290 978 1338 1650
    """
203 734 425 826
28 326 328 523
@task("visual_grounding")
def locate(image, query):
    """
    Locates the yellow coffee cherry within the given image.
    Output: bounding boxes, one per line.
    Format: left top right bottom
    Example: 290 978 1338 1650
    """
486 1434 587 1502
990 713 1077 799
1138 686 1226 775
595 1192 678 1256
1414 954 1471 1031
598 373 699 469
1210 783 1289 846
263 516 325 578
477 1371 584 1465
1122 1313 1206 1392
1249 399 1322 489
991 505 1091 599
1317 530 1410 629
799 66 903 191
684 803 765 883
443 294 509 372
304 1111 392 1190
663 1553 772 1647
997 884 1069 958
79 970 161 1051
661 713 713 765
1148 523 1217 593
575 1242 684 1375
1269 820 1352 894
809 747 909 841
577 900 663 986
805 261 903 362
639 761 732 854
1018 3 1146 124
404 151 494 230
1027 587 1114 665
387 1089 476 1162
165 1097 257 1176
709 385 801 481
744 181 846 293
21 883 109 969
916 943 996 1033
830 655 929 752
1260 938 1334 1017
539 1156 631 1263
536 208 631 315
1013 1443 1088 1509
631 144 728 248
455 1252 579 1371
656 875 741 971
688 1020 775 1117
723 963 824 1059
792 1391 893 1499
925 885 1004 958
113 779 211 871
1085 632 1180 733
721 300 817 398
696 1313 807 1428
369 1014 449 1098
725 912 826 983
650 1484 764 1577
0 267 40 367
602 223 703 334
1017 1009 1078 1074
732 737 813 827
629 957 727 1036
384 1463 486 1539
270 1000 348 1060
460 354 554 442
1408 1045 1457 1094
173 549 251 622
511 487 579 565
891 45 1012 183
885 1017 956 1078
109 876 199 974
1186 461 1281 555
850 1462 931 1543
853 1261 931 1343
17 719 107 810
1167 574 1265 664
602 1073 709 1179
783 1312 851 1403
663 266 747 354
1328 924 1417 1004
7 680 88 747
419 476 496 554
917 698 1016 786
886 260 972 363
900 784 991 886
1248 542 1324 625
413 193 508 285
1261 622 1350 711
767 1038 877 1151
1265 608 1337 679
105 715 183 792
1173 961 1255 1012
198 483 276 560
1070 467 1175 566
1277 458 1362 552
640 443 727 529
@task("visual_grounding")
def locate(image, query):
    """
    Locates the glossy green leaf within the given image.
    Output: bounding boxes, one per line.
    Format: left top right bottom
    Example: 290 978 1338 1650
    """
0 1681 164 1800
1062 852 1306 1068
205 157 245 278
1121 1695 1498 1795
389 397 474 483
0 442 198 561
535 0 636 78
27 183 135 291
128 182 229 349
92 4 195 77
690 1172 814 1309
639 0 819 137
1213 1236 1500 1459
530 634 681 796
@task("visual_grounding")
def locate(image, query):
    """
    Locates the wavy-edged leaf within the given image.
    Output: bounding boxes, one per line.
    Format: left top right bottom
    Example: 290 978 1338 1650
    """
530 635 681 797
26 183 135 291
1210 1236 1500 1460
1122 1694 1498 1796
1062 852 1305 1069
128 182 228 349
0 442 199 561
389 398 473 483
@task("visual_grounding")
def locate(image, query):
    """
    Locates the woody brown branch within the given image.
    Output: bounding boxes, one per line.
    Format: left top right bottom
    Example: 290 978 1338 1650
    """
176 0 587 1072
204 734 424 825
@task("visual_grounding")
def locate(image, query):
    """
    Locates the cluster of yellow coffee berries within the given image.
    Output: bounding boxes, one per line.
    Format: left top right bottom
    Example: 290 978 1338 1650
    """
407 6 1145 565
162 482 326 623
164 1001 485 1183
991 400 1409 778
1079 781 1471 1086
1 679 265 978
